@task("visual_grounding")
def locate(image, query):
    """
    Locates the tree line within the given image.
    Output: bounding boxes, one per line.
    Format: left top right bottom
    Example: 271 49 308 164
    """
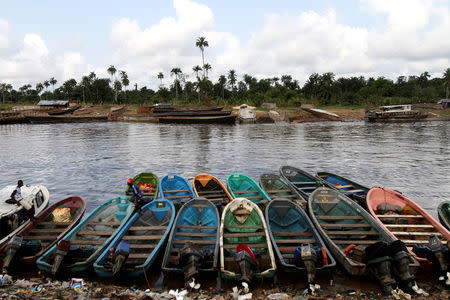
1 37 449 108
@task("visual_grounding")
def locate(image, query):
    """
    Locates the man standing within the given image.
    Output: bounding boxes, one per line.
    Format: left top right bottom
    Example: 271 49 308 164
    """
10 180 35 219
126 178 144 208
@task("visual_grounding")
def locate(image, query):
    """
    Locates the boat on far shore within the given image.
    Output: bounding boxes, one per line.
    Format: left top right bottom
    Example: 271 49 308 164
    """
365 105 428 123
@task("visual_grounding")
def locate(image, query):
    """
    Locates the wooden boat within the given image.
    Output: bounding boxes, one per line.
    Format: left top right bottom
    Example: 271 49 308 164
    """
238 105 256 123
36 196 134 275
26 115 108 124
47 105 81 115
366 187 450 266
125 172 159 201
259 173 306 207
192 173 233 208
316 171 369 206
438 201 450 231
0 196 86 271
227 173 271 204
365 105 428 123
302 107 340 121
308 187 419 293
152 110 231 117
0 185 50 243
161 198 219 284
265 199 335 284
220 198 276 282
94 199 175 277
157 115 237 124
160 174 195 204
280 166 321 199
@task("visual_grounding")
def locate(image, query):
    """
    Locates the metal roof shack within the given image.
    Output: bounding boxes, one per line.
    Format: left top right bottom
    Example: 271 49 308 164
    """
37 100 69 107
438 99 450 108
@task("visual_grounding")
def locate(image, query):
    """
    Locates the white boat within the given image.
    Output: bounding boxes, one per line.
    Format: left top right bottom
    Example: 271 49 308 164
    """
0 185 50 242
238 105 256 123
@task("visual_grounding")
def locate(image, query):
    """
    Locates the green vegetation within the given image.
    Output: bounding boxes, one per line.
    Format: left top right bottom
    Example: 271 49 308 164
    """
1 37 449 108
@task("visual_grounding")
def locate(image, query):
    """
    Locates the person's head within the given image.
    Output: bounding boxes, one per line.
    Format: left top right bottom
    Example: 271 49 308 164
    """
127 178 133 185
17 180 23 187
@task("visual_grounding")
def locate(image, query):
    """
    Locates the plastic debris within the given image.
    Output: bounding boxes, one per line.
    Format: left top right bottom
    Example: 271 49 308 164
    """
188 278 200 290
0 274 12 286
267 292 290 299
391 288 412 300
308 283 321 296
169 289 188 300
70 278 85 288
242 282 249 294
411 282 428 296
14 279 35 288
231 283 252 300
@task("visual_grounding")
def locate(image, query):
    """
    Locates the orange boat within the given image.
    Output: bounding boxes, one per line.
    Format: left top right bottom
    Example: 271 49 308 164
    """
367 187 450 265
192 173 233 207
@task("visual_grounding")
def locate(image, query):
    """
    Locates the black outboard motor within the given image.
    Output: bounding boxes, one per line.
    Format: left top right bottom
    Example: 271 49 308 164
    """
179 241 204 283
112 241 130 276
235 244 257 283
294 244 317 285
51 240 71 275
389 240 416 293
3 235 23 273
365 241 396 295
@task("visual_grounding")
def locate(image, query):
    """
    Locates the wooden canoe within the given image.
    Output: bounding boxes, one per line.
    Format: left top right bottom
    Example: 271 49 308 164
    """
265 199 335 274
438 201 450 231
308 187 418 276
366 187 450 265
220 197 276 281
192 173 233 208
36 196 134 274
94 199 175 277
259 173 306 207
125 172 159 201
227 173 271 204
160 174 195 203
280 166 321 199
0 196 86 268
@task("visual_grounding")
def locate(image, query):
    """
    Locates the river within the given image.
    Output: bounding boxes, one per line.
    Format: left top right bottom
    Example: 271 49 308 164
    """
0 121 449 216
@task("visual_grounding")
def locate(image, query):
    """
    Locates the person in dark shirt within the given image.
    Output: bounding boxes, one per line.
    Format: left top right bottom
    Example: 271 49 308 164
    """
127 178 144 208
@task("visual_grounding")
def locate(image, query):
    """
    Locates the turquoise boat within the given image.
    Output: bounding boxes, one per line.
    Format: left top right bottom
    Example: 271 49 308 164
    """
160 198 219 285
36 196 134 275
94 199 175 277
227 173 271 204
160 174 195 203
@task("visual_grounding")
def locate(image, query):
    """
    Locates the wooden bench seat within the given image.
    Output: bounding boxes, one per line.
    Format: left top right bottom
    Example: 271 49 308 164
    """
348 189 365 193
385 224 433 228
224 225 263 229
391 231 441 236
326 230 378 235
29 228 67 233
266 189 291 193
122 235 163 240
86 221 122 226
129 226 167 231
70 240 104 245
317 216 364 220
377 214 424 219
197 190 224 195
233 190 258 194
178 225 216 229
298 186 316 190
77 230 115 236
176 232 216 237
164 195 192 199
163 189 189 193
130 244 156 249
335 184 354 189
173 239 216 245
36 222 72 226
292 181 316 185
223 243 267 249
272 232 312 237
274 239 316 244
23 235 57 240
128 253 149 259
333 240 378 245
321 223 371 228
224 232 265 238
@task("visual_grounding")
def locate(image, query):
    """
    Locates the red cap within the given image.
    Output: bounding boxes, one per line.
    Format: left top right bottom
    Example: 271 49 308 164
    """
127 178 133 184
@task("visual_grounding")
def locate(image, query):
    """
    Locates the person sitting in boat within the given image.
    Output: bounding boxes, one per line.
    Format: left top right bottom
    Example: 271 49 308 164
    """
127 178 144 208
9 180 35 219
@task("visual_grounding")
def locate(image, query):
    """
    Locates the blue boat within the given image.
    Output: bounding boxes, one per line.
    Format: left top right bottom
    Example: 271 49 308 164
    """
226 173 271 204
36 196 134 275
160 198 219 285
265 199 335 285
160 174 195 203
94 199 175 277
316 171 369 206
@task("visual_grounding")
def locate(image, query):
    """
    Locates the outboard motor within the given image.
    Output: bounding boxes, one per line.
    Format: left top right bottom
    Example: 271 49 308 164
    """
3 235 23 273
51 240 71 275
294 244 317 285
112 241 130 276
429 234 448 284
235 244 257 283
365 242 396 295
389 240 416 293
179 241 204 283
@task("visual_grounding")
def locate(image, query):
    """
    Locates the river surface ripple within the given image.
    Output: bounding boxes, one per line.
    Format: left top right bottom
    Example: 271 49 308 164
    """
0 121 449 216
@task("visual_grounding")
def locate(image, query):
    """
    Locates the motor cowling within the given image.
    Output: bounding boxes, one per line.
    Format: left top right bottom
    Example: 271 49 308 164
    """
51 240 71 275
294 244 317 284
112 241 130 276
179 241 204 283
234 244 257 283
3 235 23 272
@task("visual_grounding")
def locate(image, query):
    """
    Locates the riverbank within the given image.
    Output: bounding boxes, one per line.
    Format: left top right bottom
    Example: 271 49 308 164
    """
1 103 449 124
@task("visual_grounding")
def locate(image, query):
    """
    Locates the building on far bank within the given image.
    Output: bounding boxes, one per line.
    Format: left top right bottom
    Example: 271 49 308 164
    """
438 99 450 108
37 100 69 109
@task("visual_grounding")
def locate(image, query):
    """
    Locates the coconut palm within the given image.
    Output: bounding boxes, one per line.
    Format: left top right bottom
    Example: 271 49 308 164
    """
107 65 117 87
218 75 227 100
227 70 237 91
203 63 211 77
170 68 182 99
49 77 57 91
157 72 164 86
192 65 202 78
195 36 209 77
43 80 50 91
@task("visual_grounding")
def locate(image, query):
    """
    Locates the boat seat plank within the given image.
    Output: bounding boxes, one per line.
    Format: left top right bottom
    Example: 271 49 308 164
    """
297 187 316 190
223 243 267 249
266 189 291 193
224 225 263 229
274 239 316 244
197 190 225 195
377 215 424 219
164 195 192 199
233 190 259 194
335 185 354 189
291 181 316 185
128 253 149 259
141 192 155 196
317 216 364 220
278 246 303 252
321 223 371 228
122 235 163 240
348 189 365 193
385 224 434 228
269 194 297 198
77 230 115 236
224 232 265 238
333 240 379 245
178 225 216 229
130 244 156 249
391 231 441 236
403 240 433 244
326 230 379 235
164 189 189 193
272 232 312 237
86 221 122 226
129 226 167 231
247 195 263 199
176 232 216 237
23 235 57 240
173 239 216 245
36 222 72 226
29 228 67 233
69 240 104 245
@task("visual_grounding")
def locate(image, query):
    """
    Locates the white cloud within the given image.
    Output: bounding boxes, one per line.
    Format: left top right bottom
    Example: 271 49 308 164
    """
0 18 10 50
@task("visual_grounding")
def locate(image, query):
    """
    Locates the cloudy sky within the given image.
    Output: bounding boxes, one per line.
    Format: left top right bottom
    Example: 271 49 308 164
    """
0 0 449 89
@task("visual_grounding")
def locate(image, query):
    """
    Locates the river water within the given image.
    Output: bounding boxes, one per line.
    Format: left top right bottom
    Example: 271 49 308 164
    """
1 121 449 216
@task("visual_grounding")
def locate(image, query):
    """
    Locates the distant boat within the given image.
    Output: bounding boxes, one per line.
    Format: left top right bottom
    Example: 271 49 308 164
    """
365 105 428 123
47 105 81 115
238 105 256 123
302 108 340 120
157 115 237 124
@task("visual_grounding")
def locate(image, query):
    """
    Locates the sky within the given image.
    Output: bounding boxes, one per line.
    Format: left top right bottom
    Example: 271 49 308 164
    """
0 0 449 90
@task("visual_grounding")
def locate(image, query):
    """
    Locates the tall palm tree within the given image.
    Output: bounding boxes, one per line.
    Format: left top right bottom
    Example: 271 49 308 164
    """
157 72 164 86
170 68 182 99
49 77 57 92
195 36 209 78
444 68 450 99
35 83 44 99
107 65 117 87
218 75 227 100
43 80 50 91
192 65 202 78
0 83 6 103
203 63 211 77
227 70 237 91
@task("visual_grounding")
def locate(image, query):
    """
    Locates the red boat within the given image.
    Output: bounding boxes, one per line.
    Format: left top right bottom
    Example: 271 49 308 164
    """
0 196 86 269
366 187 450 265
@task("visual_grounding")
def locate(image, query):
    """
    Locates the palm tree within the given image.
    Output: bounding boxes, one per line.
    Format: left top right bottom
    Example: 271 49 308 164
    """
49 77 57 92
218 75 227 100
0 83 6 103
170 68 182 99
35 83 44 99
227 70 237 91
203 63 211 77
107 65 117 87
195 36 209 77
192 65 202 78
157 72 164 86
119 71 129 101
43 80 50 91
444 68 450 99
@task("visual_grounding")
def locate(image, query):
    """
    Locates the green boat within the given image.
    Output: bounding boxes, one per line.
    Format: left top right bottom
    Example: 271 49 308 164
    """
308 187 419 294
259 173 306 207
227 173 271 204
280 166 321 199
220 198 276 282
438 201 450 231
125 172 159 201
